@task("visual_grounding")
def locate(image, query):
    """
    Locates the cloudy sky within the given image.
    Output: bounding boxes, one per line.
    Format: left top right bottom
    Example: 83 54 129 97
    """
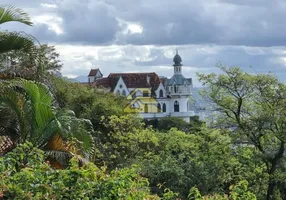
2 0 286 86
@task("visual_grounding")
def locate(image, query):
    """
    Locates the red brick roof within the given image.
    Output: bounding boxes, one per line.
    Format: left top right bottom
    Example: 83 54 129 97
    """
92 77 111 88
88 69 99 77
108 72 161 89
92 72 161 92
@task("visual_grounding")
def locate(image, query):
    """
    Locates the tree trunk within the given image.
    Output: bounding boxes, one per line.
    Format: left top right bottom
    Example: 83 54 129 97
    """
266 180 275 200
266 142 285 200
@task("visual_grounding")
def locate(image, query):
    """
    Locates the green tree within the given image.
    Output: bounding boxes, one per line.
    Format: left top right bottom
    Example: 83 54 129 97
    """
94 114 158 169
145 116 204 133
51 76 128 131
0 44 62 81
188 180 256 200
137 128 240 198
198 66 286 200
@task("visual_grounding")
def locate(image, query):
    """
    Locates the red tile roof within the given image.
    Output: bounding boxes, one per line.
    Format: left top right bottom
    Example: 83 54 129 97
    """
88 69 99 77
108 72 161 89
92 72 161 92
91 77 111 88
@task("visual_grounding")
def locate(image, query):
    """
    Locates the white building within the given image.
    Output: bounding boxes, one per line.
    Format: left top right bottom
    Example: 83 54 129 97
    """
88 51 195 122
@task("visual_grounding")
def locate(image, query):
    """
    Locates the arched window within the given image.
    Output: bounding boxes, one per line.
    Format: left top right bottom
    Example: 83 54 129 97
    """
174 101 179 112
174 85 177 93
116 90 120 96
159 89 163 98
144 104 148 113
163 103 166 112
157 103 161 113
122 90 126 96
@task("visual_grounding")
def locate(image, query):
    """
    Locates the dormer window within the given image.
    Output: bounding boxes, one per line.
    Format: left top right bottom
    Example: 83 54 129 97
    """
159 89 163 98
143 90 149 97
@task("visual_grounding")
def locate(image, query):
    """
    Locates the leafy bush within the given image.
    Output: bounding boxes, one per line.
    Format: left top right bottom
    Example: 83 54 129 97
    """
188 180 257 200
0 143 158 200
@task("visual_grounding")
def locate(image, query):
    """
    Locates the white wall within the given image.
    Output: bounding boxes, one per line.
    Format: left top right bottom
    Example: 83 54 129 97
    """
167 97 189 112
113 77 129 96
155 83 166 98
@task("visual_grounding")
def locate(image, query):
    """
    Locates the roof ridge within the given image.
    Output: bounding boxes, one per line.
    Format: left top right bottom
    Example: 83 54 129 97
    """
109 72 156 75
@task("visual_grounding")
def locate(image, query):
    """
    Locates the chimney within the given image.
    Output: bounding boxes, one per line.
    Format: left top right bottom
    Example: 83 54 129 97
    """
146 75 150 85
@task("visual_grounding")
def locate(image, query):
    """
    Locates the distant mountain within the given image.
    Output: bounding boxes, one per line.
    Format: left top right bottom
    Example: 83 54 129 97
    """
73 75 87 83
190 87 209 112
62 75 87 83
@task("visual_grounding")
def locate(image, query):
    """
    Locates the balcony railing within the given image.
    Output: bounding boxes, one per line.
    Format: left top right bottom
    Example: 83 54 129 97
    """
167 86 192 95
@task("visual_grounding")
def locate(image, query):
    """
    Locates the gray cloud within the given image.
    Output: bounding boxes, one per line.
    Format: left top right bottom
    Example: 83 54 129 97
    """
4 0 286 47
3 0 286 85
54 0 119 45
113 0 286 47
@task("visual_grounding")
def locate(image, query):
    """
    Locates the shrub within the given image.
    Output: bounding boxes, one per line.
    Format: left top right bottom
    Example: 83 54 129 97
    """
0 143 158 200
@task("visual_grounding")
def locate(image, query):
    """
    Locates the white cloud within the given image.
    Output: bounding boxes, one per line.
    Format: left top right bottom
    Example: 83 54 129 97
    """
40 3 58 8
33 15 63 34
127 24 143 34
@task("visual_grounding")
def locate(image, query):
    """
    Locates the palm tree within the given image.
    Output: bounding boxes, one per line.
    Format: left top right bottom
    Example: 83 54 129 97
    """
0 5 34 54
0 5 41 81
0 79 95 167
0 6 62 83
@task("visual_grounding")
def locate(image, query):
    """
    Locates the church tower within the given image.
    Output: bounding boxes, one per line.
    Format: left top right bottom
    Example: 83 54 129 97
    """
173 49 182 75
165 50 193 122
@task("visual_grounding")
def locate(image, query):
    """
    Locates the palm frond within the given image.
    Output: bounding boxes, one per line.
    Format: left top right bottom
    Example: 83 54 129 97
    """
0 31 35 54
0 5 32 25
45 150 72 169
0 85 29 142
0 106 20 141
10 79 56 145
56 110 95 160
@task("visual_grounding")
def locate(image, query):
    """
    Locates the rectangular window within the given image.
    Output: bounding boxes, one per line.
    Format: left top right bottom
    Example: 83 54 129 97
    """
143 90 149 97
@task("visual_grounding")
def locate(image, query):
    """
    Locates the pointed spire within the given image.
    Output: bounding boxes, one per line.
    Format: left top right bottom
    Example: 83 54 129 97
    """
176 48 178 55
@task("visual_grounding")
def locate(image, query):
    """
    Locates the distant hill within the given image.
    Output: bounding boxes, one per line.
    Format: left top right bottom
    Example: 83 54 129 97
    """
62 75 87 83
189 87 211 113
73 75 87 83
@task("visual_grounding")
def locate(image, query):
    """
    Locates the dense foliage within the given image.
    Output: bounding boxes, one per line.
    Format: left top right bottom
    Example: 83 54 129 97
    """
0 143 157 199
199 66 286 199
0 143 256 200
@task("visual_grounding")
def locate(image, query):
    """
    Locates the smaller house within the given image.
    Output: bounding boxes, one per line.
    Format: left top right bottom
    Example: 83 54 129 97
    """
88 69 103 83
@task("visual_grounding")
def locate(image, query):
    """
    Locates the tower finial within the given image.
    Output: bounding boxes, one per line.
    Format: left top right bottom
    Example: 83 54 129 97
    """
176 48 178 55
